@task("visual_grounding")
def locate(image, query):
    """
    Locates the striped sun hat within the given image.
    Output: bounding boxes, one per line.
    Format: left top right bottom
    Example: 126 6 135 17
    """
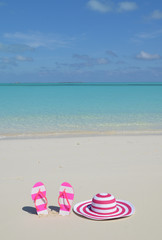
73 193 135 220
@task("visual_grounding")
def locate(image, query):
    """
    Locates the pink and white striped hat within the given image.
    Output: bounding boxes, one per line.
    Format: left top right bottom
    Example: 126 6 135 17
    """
73 193 135 220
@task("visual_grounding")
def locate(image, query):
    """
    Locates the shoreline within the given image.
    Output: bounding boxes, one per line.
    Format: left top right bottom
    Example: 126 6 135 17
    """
1 129 162 140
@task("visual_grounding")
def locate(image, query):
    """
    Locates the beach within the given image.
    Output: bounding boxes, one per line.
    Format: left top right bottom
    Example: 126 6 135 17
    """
0 135 162 240
1 0 162 238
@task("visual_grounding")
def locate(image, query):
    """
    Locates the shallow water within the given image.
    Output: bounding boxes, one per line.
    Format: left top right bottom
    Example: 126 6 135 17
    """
0 83 162 138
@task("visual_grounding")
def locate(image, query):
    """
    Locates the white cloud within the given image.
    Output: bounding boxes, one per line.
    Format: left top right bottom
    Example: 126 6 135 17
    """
73 54 109 67
15 55 33 62
97 57 109 64
150 10 162 19
0 43 34 53
87 1 138 13
134 29 162 43
4 32 72 49
0 57 17 66
132 29 162 43
56 54 110 69
0 55 33 69
136 51 161 60
118 2 138 12
87 0 112 13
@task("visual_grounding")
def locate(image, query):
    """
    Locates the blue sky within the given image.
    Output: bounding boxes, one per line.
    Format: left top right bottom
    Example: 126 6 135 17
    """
0 0 162 83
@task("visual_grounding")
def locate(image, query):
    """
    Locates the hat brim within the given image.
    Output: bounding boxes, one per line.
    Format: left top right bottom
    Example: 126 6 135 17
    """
73 199 135 220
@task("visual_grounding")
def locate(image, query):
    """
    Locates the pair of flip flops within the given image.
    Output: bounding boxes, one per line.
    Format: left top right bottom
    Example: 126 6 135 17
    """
31 181 74 216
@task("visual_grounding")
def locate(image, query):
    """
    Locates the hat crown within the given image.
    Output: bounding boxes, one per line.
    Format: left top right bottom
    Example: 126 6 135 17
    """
91 193 117 215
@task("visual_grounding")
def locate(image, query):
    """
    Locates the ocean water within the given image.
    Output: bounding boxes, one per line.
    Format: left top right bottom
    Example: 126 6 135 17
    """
0 83 162 138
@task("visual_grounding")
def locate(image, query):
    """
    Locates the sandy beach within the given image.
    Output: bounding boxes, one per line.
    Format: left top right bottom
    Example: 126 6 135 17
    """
0 135 162 239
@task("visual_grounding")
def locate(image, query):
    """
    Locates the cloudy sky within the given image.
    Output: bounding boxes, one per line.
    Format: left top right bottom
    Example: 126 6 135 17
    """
0 0 162 82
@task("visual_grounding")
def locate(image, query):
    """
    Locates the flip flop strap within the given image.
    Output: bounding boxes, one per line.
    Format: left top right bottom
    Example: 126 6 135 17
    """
34 189 48 212
58 189 71 210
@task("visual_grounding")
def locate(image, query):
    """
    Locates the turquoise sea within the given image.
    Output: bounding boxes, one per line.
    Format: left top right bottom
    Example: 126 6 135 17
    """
0 83 162 138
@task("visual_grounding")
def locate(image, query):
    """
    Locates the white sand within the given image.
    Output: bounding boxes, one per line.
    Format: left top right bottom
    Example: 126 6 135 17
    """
0 135 162 240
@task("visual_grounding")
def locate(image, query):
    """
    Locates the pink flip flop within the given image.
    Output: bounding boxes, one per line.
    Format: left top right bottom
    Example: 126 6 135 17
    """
58 182 74 216
31 182 48 215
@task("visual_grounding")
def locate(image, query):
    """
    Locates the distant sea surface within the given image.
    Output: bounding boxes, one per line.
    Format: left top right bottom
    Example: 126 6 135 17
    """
0 83 162 138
